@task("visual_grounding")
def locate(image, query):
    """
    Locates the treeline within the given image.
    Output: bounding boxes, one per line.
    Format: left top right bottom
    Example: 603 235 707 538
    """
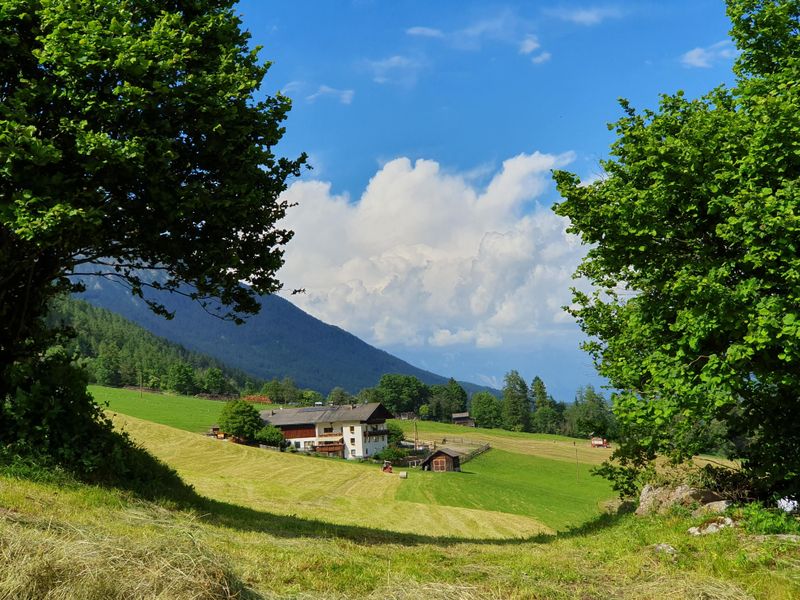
472 371 615 438
321 371 616 440
48 297 261 395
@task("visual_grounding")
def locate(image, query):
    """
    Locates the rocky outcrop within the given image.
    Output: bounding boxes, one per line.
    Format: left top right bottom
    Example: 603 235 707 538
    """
636 484 723 516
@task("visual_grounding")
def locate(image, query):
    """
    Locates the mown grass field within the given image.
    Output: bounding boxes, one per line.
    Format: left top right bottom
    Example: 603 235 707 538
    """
31 386 795 598
95 386 612 533
114 414 550 538
2 457 798 599
398 449 612 531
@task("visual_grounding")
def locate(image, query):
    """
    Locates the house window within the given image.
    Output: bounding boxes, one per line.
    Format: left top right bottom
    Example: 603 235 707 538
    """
350 426 354 433
350 438 355 446
323 427 333 433
350 449 356 456
294 441 301 449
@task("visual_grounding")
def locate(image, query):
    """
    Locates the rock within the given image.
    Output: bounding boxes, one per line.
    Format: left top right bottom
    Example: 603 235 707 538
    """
692 500 731 517
687 516 735 536
651 543 679 560
636 484 723 516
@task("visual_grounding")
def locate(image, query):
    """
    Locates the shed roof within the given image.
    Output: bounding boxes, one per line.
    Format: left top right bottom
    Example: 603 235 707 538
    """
420 447 462 466
260 402 393 427
451 412 471 419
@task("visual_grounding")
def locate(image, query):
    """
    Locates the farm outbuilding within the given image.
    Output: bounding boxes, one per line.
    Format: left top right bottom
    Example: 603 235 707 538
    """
451 412 475 427
420 448 461 472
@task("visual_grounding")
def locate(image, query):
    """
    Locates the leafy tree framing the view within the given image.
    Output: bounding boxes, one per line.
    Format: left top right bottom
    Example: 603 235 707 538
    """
1 1 304 474
554 0 800 498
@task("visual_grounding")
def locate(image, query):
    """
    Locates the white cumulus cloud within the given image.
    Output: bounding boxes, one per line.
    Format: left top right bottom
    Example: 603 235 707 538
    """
519 35 541 55
530 51 552 65
277 151 587 350
681 40 737 68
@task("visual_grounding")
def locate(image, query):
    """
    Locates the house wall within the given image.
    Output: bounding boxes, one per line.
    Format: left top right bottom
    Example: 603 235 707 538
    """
276 418 389 459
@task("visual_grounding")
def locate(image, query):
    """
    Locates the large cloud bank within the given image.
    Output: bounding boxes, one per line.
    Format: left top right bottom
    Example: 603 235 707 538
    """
277 151 587 350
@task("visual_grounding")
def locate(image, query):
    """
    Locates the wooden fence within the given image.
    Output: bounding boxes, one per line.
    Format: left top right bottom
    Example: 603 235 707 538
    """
460 443 491 464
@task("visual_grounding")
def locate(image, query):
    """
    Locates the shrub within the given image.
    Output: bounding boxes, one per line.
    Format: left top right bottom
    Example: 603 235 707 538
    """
386 421 405 446
374 447 409 462
218 400 263 442
255 425 287 449
736 503 800 535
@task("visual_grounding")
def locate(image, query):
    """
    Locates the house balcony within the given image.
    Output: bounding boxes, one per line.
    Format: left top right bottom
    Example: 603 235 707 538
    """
364 429 389 437
314 443 345 454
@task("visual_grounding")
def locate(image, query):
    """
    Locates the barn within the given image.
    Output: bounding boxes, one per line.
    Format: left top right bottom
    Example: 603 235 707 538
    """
420 448 461 472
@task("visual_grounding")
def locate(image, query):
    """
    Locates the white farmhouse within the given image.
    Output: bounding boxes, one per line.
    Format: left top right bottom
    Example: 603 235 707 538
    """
259 403 393 459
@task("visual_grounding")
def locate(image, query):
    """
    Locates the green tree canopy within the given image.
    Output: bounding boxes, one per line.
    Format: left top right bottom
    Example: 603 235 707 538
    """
470 391 503 429
376 374 430 415
428 378 467 422
218 399 263 442
327 386 352 406
501 370 531 432
1 1 304 472
553 0 800 498
165 362 196 396
530 376 555 411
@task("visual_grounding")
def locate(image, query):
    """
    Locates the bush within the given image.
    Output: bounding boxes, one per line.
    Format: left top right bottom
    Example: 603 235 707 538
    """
374 447 409 462
386 421 404 446
218 399 263 442
736 502 800 535
255 425 287 449
0 347 194 502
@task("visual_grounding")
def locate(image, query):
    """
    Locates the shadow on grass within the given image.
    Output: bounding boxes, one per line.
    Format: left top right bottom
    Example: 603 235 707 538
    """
186 494 635 548
3 441 631 549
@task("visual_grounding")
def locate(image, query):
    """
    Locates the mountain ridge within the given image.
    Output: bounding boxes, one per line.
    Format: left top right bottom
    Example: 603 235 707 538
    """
76 276 497 397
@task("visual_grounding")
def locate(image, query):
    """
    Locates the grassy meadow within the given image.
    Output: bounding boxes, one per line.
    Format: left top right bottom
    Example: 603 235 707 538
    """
2 385 795 598
96 386 612 534
92 385 231 432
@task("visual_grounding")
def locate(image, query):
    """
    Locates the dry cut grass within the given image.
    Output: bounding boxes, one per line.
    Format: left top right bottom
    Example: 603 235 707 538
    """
113 414 553 539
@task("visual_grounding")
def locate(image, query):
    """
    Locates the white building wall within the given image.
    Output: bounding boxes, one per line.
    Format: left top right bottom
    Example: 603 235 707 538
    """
282 419 389 459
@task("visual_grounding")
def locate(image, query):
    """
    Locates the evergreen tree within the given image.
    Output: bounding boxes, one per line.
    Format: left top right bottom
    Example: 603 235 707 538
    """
501 370 531 432
166 362 197 396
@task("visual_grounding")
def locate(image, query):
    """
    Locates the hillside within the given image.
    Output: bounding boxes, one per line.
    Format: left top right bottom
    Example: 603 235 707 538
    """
48 297 259 392
76 275 497 396
2 397 798 598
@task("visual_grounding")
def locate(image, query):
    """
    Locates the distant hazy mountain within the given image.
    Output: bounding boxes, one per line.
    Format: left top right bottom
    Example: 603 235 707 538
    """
77 276 497 396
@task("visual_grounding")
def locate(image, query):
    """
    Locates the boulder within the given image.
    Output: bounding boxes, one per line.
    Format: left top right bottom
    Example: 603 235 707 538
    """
636 484 723 516
692 500 730 517
688 516 735 536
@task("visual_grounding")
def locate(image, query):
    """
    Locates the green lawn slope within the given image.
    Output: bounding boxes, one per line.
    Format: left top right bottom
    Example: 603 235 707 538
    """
95 386 612 532
2 462 797 599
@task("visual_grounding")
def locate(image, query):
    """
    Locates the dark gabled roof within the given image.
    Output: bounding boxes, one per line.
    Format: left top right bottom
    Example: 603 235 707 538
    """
420 447 462 468
260 402 393 427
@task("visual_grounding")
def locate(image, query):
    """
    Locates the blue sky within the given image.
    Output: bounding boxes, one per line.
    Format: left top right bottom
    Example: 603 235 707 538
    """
235 1 738 400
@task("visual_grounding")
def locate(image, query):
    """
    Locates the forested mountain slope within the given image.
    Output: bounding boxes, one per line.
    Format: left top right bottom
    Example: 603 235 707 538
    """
48 297 256 393
75 276 495 396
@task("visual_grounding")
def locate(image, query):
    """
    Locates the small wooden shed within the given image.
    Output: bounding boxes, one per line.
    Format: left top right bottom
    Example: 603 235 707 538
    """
420 448 461 472
451 412 475 427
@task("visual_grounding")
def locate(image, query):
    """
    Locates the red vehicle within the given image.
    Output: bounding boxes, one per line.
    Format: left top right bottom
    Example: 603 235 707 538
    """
590 437 610 448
